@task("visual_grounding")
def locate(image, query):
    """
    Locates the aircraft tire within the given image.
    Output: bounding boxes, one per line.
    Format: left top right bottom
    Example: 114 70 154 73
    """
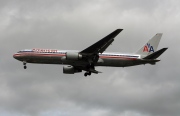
88 72 91 75
84 73 87 77
24 66 27 69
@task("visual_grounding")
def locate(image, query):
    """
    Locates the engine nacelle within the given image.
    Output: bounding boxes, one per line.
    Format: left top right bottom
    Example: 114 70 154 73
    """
66 52 82 60
63 65 82 74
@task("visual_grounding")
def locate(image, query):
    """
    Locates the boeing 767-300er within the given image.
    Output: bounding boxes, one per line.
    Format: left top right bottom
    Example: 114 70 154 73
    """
13 29 168 76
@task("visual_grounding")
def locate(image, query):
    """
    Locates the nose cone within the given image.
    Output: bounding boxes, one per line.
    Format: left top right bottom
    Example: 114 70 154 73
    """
13 53 24 61
13 53 19 59
13 54 16 59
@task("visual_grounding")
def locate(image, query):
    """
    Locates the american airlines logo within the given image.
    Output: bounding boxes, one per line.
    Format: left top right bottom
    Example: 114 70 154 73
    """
143 43 154 52
32 48 58 53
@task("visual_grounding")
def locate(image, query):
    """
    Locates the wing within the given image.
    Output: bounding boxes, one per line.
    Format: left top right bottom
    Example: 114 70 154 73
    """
80 29 123 55
76 29 123 74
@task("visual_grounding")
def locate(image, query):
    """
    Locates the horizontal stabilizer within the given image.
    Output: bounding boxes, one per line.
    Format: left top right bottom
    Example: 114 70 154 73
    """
143 48 168 59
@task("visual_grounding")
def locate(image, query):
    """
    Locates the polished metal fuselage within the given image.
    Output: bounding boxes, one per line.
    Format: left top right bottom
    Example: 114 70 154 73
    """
13 50 157 67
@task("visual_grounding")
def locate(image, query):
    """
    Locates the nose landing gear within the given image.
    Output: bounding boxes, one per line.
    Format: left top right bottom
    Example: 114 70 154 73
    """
23 61 27 69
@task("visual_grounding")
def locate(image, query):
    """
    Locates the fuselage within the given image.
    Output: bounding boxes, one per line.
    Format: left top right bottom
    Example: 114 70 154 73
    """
13 48 147 67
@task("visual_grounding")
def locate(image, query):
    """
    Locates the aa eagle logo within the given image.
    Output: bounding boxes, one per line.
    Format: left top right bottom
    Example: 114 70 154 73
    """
143 43 154 52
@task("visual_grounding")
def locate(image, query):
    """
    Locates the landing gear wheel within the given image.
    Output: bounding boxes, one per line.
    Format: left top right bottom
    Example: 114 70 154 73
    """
24 66 27 69
84 72 91 77
88 72 91 76
84 73 88 77
23 61 27 69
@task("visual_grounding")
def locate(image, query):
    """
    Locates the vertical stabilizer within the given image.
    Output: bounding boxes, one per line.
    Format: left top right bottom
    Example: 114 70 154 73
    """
136 33 162 57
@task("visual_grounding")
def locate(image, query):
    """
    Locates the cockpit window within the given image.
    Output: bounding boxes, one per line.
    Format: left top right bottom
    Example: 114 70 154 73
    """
18 51 23 53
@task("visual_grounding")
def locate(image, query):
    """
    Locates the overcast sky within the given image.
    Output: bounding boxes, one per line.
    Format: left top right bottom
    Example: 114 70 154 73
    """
0 0 180 116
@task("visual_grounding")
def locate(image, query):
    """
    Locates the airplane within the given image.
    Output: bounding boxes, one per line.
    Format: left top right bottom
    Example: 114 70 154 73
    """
13 29 168 76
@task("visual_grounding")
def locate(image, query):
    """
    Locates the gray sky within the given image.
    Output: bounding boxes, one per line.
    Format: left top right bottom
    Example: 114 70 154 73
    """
0 0 180 116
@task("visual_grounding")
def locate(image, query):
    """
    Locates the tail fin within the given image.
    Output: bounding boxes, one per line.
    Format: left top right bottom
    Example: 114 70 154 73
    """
136 33 162 57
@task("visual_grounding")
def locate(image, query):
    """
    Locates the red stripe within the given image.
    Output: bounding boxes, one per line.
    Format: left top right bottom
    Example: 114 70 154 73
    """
100 56 137 60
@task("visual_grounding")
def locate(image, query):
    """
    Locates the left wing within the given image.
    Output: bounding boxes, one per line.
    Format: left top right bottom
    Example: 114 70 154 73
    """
80 29 123 55
77 29 123 74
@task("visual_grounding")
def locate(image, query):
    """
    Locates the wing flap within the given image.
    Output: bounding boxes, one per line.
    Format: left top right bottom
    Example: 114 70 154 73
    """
99 38 114 53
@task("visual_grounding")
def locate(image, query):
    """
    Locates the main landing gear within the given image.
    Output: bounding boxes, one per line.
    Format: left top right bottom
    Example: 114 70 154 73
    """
84 63 94 77
23 61 27 69
84 71 91 77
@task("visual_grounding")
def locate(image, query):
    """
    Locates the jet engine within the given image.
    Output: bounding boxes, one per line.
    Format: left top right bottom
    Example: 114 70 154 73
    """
66 52 82 60
63 65 82 74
